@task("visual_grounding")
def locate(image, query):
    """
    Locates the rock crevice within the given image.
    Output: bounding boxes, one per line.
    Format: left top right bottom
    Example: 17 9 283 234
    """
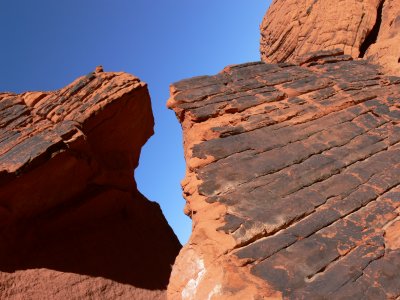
359 0 385 58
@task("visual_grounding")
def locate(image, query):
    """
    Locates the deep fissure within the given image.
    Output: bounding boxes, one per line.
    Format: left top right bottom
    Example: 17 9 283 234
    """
358 0 385 58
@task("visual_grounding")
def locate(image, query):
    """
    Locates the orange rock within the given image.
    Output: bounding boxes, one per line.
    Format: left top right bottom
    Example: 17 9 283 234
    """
385 218 400 250
260 0 400 75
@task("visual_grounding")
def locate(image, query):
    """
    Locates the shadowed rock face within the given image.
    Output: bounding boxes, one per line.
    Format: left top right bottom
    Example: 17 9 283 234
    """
0 71 181 299
168 52 400 299
260 0 400 76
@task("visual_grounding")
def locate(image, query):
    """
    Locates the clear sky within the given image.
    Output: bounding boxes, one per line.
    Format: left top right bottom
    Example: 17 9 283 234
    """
0 1 271 244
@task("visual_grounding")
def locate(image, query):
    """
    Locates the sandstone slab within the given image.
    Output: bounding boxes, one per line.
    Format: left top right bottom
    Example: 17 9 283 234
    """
168 52 400 299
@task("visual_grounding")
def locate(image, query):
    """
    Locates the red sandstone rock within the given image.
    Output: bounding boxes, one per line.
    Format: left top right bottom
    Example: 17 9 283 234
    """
260 0 400 76
168 52 400 299
0 71 181 299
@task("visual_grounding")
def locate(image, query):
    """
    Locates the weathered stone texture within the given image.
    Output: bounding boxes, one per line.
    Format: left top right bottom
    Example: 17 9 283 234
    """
260 0 400 76
168 52 400 299
0 71 181 299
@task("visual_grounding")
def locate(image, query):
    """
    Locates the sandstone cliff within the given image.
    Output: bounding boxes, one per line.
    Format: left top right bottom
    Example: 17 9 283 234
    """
260 0 400 76
168 51 400 299
0 70 181 299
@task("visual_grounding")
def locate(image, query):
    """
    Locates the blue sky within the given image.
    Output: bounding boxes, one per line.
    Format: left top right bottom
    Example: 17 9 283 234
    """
0 1 271 244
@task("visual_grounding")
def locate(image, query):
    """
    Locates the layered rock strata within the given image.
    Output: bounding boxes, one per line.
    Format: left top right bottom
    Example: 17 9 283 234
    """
260 0 400 76
0 70 181 299
168 51 400 299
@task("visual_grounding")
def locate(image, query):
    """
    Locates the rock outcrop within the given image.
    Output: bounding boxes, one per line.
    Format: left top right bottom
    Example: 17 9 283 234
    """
260 0 400 76
0 71 181 299
168 51 400 299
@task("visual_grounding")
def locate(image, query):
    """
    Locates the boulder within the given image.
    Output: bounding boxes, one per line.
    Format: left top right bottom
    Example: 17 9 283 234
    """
260 0 400 76
0 70 181 299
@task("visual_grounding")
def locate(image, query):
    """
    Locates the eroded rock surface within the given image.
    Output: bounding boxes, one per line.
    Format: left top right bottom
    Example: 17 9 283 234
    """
168 52 400 299
260 0 400 76
0 71 181 299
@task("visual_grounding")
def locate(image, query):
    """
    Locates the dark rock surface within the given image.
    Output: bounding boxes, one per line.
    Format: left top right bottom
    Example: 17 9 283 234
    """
168 51 400 299
0 71 181 300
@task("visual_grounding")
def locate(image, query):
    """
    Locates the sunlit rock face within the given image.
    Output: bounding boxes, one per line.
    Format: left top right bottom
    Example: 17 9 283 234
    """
0 70 181 300
260 0 400 76
168 51 400 299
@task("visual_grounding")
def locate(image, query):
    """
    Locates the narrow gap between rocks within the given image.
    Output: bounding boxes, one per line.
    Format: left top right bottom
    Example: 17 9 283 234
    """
359 0 385 58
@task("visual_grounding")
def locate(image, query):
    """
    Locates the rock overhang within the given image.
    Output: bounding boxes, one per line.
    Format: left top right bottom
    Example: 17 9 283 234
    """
0 70 181 299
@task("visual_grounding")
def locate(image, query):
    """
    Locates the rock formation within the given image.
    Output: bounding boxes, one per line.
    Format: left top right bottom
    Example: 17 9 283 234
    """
0 71 181 299
260 0 400 76
168 50 400 298
3 1 400 299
